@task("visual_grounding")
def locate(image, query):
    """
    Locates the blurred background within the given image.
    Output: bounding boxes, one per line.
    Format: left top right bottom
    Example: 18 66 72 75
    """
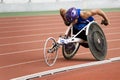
0 0 120 12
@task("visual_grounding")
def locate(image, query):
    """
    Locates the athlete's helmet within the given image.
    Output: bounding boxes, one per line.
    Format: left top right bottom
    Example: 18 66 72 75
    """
65 7 78 23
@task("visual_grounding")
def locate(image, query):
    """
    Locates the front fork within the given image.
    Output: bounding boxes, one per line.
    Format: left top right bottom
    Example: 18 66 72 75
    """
47 43 60 53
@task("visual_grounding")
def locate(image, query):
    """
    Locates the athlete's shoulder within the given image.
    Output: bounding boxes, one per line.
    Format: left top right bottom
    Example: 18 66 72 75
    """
76 8 81 12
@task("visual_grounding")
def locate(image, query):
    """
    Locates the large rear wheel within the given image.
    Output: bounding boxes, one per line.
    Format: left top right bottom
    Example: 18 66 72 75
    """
87 22 107 60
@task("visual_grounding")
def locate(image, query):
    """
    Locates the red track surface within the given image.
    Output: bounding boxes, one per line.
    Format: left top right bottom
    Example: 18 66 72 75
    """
0 12 120 80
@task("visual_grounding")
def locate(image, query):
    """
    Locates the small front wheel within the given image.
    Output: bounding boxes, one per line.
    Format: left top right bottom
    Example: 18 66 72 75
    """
44 37 58 66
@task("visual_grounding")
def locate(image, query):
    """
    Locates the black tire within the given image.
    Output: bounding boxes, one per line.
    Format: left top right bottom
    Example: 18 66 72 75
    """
62 42 80 60
87 22 107 60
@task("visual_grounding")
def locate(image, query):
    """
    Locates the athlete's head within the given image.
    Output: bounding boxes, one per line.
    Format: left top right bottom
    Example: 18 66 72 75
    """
65 7 78 23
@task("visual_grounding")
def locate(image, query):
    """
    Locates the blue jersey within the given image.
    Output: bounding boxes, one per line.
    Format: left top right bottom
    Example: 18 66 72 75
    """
73 9 94 30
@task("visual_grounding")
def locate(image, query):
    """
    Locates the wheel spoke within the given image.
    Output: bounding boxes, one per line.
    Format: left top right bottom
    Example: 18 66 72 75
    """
87 22 107 60
44 37 58 66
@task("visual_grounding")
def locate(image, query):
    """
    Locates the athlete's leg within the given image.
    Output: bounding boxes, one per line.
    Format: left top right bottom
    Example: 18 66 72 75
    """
73 24 87 41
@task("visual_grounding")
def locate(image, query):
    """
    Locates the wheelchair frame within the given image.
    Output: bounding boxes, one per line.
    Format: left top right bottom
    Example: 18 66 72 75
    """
44 21 107 66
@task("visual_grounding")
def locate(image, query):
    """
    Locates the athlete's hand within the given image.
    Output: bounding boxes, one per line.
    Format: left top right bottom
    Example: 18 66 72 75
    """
101 19 109 26
64 21 71 26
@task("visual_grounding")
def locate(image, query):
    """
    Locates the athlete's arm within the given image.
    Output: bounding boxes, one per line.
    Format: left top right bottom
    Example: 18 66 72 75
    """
80 9 110 26
60 8 71 26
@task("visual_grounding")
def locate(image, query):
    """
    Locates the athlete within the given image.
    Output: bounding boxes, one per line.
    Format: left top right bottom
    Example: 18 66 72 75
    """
60 7 109 27
59 7 110 47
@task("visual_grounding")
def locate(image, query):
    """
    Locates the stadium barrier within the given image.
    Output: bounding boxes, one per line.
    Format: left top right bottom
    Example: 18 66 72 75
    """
0 0 120 12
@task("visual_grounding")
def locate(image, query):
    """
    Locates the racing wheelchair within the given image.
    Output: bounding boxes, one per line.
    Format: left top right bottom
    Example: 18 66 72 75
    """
44 21 107 66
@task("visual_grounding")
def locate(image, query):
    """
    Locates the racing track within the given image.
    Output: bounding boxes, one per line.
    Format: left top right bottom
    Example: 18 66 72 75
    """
0 12 120 80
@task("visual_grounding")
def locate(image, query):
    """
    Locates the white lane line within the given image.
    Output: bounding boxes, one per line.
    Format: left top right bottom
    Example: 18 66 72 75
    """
0 15 59 20
103 27 120 30
0 19 60 25
0 51 88 69
0 25 120 39
0 18 59 22
0 59 42 69
0 48 42 56
0 26 119 33
107 47 120 51
0 30 119 40
10 57 120 80
0 40 44 47
0 47 120 69
0 36 119 47
0 27 120 33
0 27 65 33
0 14 119 21
106 32 120 35
0 22 63 29
107 39 120 42
0 18 119 26
0 18 59 23
0 32 64 39
0 38 119 56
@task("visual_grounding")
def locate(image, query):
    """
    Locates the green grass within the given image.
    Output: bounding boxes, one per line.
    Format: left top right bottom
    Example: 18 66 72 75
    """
102 8 120 12
0 8 119 18
0 10 59 18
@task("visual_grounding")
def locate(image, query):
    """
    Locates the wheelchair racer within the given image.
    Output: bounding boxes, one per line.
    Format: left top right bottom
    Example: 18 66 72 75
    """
60 7 109 28
60 7 110 46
